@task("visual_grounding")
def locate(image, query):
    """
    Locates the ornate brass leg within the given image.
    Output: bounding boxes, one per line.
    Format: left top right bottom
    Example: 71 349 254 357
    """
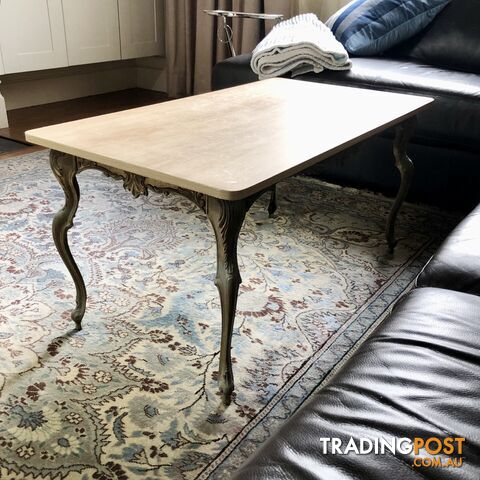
206 196 248 405
50 150 86 330
268 184 278 217
386 118 416 252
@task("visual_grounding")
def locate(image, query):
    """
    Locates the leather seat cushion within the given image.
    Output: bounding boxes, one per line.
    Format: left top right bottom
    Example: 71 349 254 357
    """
212 54 258 91
212 54 480 152
417 203 480 294
231 287 480 480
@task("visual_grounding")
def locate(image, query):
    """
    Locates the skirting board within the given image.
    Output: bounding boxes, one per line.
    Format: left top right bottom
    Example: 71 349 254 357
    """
0 91 7 128
1 61 137 110
136 66 167 92
135 57 167 92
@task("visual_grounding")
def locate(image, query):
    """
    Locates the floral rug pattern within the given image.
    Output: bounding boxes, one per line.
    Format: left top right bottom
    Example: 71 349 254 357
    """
0 151 455 479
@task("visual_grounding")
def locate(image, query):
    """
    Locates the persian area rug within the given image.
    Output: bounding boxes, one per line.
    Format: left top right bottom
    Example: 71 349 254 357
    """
0 151 456 479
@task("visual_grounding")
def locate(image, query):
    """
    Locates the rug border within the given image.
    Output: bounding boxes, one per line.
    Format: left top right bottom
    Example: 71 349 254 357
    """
199 240 436 479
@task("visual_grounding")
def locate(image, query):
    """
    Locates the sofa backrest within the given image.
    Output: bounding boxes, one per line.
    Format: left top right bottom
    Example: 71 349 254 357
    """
392 0 480 74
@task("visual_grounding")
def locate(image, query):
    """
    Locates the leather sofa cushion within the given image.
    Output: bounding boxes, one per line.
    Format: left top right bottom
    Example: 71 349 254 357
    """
417 203 480 294
212 54 480 152
231 287 480 480
395 0 480 74
212 54 258 91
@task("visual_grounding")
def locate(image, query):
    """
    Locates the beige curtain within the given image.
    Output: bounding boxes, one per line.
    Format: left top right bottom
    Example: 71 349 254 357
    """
164 0 350 97
298 0 350 21
164 0 299 97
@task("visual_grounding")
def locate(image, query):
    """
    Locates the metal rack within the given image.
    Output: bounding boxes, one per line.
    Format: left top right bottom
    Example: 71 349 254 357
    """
204 9 284 57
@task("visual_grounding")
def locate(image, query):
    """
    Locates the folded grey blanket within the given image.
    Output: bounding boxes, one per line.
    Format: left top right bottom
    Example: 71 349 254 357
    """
251 14 352 79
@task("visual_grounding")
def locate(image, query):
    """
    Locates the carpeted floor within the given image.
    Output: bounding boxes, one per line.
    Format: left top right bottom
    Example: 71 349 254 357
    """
0 151 457 479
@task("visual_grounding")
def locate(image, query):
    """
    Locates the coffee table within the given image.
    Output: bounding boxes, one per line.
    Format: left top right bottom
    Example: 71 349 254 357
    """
25 79 432 404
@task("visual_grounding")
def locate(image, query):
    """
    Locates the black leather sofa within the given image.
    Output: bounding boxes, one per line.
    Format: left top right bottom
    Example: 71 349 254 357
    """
212 0 480 211
231 202 480 479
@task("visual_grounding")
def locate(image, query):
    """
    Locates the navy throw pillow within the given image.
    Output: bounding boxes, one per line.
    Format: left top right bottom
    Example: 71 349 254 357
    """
326 0 451 56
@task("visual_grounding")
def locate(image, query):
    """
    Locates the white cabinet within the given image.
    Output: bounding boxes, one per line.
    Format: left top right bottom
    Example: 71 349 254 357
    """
119 0 164 59
62 0 121 66
0 0 68 74
0 0 164 74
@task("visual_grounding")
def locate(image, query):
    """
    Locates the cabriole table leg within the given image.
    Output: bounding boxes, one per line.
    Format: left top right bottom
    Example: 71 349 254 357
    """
268 184 278 217
50 150 86 330
206 196 249 405
386 117 416 252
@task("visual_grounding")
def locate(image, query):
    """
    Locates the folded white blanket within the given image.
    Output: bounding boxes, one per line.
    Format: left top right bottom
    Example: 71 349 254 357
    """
251 14 352 79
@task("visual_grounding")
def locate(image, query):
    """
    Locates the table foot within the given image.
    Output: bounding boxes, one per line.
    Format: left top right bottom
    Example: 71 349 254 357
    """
268 184 278 217
50 150 86 330
386 118 415 252
206 196 248 405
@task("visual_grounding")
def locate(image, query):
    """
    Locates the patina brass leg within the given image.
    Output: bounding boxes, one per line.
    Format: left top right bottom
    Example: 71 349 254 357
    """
386 118 416 252
50 150 86 330
206 196 248 405
268 184 278 217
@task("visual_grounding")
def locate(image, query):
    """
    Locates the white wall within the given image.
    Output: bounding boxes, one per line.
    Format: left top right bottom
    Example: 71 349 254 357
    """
299 0 350 21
